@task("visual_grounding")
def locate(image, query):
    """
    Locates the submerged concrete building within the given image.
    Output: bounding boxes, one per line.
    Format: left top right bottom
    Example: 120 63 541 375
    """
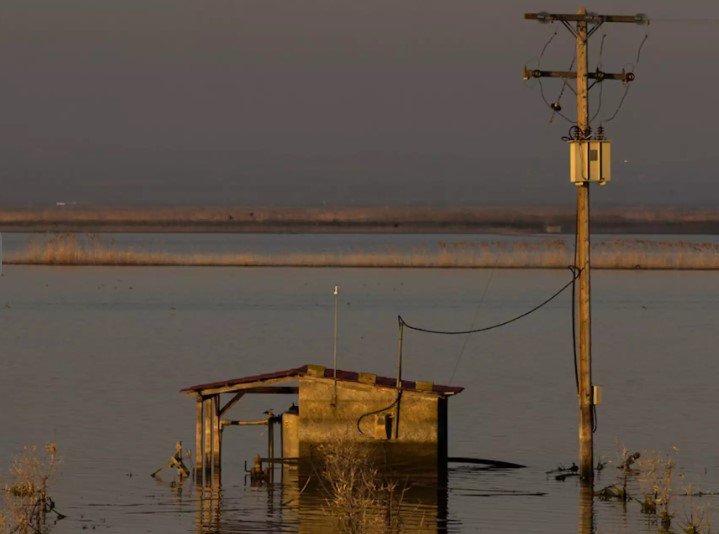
182 364 463 480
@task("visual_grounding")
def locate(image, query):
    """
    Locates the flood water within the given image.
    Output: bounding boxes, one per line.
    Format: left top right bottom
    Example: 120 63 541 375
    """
3 231 719 259
0 234 718 532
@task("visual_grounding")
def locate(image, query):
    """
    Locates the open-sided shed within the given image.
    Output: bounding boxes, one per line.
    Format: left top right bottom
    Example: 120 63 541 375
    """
182 364 463 480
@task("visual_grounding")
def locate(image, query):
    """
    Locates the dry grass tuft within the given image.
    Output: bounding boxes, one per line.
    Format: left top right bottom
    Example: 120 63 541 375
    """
315 436 406 533
1 442 62 534
680 482 713 534
636 448 678 531
595 444 717 532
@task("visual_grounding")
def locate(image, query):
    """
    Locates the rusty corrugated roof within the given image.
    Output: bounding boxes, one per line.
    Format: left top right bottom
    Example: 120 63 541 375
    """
181 364 463 396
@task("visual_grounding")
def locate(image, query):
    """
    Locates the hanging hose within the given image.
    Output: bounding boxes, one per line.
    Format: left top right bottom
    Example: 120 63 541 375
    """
356 389 403 436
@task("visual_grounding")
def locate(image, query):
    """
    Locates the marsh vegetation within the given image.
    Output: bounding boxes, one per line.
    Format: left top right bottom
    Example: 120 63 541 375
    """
315 437 410 533
6 232 719 269
1 443 62 534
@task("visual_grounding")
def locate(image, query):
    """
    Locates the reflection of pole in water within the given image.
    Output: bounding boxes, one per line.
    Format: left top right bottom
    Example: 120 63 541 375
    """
195 476 222 534
436 476 449 532
579 481 595 534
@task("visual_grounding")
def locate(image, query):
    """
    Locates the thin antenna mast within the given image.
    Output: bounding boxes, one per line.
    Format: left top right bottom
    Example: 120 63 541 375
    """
332 285 339 406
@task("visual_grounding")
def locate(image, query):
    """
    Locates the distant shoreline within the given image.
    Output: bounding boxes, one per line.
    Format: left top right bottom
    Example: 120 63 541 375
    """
0 206 718 234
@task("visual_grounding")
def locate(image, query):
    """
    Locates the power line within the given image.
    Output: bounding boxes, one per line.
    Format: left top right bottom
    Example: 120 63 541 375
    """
399 267 581 336
529 30 576 124
539 31 558 63
650 17 719 24
602 33 648 124
448 269 495 385
589 34 607 124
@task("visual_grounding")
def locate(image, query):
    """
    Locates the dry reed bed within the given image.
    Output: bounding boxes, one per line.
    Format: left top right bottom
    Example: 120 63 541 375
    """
1 206 718 227
5 235 719 269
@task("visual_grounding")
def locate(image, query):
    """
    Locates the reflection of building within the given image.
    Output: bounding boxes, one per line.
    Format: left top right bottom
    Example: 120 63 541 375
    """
182 364 463 480
193 469 447 534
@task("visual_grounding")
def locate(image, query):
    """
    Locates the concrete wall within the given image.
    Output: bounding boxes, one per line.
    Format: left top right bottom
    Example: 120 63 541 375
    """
282 412 300 459
297 377 447 475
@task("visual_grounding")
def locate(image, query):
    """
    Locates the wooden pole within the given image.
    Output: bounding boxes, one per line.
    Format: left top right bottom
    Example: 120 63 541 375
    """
203 397 213 479
575 7 594 482
195 398 204 481
212 395 222 474
524 3 648 487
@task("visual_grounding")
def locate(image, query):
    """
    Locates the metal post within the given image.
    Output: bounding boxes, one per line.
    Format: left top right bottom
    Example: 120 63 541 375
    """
268 415 275 484
394 318 404 439
396 317 404 389
332 285 339 406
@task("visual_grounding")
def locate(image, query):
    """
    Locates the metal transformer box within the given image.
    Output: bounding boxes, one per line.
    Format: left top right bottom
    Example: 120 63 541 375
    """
569 140 611 185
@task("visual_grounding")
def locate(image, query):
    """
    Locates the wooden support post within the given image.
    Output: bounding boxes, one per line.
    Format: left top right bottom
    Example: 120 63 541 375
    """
212 395 222 474
195 398 204 481
268 419 275 484
203 397 213 479
219 391 245 416
575 7 594 482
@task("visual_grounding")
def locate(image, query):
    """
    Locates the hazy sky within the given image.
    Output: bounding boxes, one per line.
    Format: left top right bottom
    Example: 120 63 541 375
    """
1 1 718 207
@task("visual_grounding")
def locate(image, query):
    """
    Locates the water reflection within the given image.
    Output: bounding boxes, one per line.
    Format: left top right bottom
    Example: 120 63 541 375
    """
195 475 221 534
579 482 595 534
193 466 449 533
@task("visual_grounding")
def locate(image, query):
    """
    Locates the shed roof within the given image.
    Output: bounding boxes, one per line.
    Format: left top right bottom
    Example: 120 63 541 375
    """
182 364 464 396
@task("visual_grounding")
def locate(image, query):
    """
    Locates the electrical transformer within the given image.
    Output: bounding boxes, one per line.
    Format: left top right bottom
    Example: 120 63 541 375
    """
569 140 611 185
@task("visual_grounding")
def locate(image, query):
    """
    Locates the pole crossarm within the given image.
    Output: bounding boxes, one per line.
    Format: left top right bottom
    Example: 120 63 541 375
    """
523 67 635 83
525 12 649 25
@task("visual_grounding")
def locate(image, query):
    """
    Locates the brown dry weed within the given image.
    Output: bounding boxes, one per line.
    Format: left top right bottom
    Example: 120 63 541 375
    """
5 233 719 269
1 443 62 534
315 436 407 533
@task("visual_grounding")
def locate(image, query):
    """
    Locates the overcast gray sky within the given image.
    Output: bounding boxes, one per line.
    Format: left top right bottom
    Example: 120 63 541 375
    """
0 1 717 207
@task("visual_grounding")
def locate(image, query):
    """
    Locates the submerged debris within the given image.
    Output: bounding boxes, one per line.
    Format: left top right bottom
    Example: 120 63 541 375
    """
596 484 629 502
150 442 190 480
619 451 641 470
546 463 579 475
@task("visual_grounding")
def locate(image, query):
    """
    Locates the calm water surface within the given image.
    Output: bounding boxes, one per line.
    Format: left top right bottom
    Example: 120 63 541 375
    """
0 259 717 532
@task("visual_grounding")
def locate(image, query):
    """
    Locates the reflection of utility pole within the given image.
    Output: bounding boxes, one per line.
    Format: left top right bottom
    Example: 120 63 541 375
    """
524 8 648 482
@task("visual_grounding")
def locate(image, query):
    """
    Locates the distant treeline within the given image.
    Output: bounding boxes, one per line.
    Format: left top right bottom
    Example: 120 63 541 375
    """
0 206 718 234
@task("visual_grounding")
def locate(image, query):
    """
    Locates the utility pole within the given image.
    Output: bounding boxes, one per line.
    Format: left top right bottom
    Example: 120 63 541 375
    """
523 8 647 481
